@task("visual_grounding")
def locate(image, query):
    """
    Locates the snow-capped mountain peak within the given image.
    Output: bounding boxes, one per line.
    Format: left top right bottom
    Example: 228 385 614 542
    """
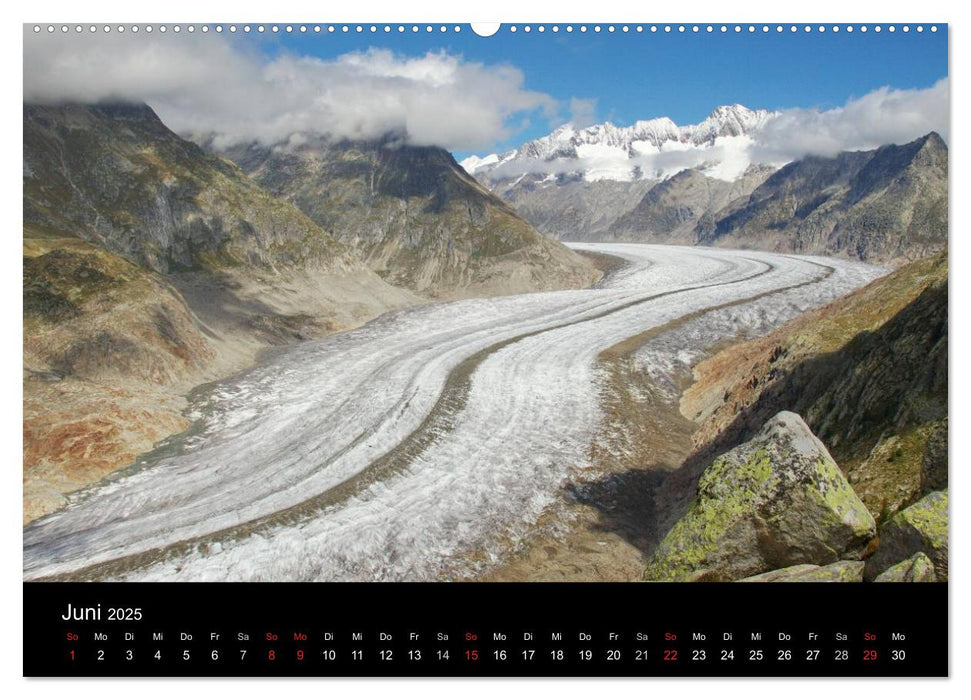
462 104 779 184
459 152 502 174
683 104 775 143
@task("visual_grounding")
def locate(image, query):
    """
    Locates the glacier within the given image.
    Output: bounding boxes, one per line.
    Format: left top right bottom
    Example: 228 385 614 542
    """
22 244 884 582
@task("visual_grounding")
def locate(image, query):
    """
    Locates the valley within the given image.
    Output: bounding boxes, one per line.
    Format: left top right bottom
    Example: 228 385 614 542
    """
23 244 883 582
22 102 597 524
22 97 947 586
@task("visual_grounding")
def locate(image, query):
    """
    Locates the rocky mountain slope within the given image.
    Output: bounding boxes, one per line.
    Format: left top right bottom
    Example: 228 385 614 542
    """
220 138 600 299
681 252 947 524
24 103 417 332
23 224 213 521
491 177 656 241
27 103 346 274
22 102 418 521
605 165 775 243
703 132 948 263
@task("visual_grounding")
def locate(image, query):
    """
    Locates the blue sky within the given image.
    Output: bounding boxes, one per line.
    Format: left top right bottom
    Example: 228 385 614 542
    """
25 24 948 158
265 25 948 157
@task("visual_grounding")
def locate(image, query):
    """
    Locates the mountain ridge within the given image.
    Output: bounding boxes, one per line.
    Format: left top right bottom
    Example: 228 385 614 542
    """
461 100 947 262
605 164 776 244
704 131 948 262
23 102 363 275
463 104 775 181
464 113 946 262
219 136 601 299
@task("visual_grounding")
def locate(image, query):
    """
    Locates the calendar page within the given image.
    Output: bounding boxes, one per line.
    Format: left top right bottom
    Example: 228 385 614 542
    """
22 19 948 677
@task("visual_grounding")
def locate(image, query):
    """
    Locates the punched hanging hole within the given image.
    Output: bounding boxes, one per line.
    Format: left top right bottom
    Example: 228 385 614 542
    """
470 23 501 37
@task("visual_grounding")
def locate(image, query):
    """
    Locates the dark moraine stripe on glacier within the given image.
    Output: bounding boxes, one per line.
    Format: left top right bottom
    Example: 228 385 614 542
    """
27 254 789 581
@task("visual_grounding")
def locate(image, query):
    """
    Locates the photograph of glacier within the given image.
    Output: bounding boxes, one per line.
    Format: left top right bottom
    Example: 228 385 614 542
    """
23 24 947 583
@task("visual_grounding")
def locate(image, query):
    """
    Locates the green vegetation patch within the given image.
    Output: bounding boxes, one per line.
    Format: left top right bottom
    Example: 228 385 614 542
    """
23 238 132 322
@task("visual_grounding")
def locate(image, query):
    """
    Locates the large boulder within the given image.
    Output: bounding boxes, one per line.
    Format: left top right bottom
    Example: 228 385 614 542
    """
738 560 865 583
865 490 948 581
645 411 876 581
873 552 937 582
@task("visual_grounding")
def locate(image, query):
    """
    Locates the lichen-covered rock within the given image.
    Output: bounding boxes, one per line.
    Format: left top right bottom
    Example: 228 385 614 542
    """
865 490 948 581
645 411 876 581
736 564 819 582
738 560 865 583
873 552 937 582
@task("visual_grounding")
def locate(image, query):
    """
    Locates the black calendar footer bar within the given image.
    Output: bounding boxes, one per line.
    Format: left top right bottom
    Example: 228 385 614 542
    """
24 581 948 677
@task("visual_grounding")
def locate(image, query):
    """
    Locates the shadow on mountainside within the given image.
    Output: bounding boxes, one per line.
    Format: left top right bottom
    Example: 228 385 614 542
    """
572 278 948 565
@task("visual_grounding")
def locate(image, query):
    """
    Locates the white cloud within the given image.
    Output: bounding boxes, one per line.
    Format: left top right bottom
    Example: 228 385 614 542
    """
751 78 950 162
23 30 556 151
568 97 598 129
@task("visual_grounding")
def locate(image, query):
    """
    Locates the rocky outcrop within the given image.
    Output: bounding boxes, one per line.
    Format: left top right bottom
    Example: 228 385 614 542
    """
703 133 948 264
920 419 948 493
645 412 875 582
873 552 937 582
865 490 948 581
738 560 865 582
221 138 601 299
